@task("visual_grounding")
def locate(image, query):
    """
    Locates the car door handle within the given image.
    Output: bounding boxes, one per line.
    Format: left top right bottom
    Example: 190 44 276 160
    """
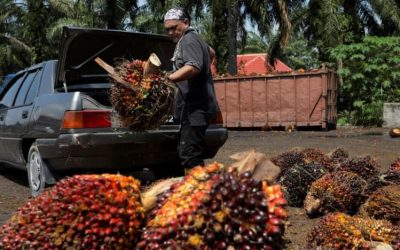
22 110 29 119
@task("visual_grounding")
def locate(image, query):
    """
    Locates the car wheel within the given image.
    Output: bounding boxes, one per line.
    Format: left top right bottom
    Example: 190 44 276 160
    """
27 143 46 197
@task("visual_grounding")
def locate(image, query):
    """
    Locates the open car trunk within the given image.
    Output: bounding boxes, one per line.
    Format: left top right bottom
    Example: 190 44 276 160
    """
56 27 175 106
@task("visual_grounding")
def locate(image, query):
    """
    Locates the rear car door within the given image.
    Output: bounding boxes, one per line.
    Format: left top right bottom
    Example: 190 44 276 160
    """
0 73 25 164
0 65 43 166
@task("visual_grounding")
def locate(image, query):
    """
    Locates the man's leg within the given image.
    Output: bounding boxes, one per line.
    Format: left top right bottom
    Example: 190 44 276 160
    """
178 121 208 169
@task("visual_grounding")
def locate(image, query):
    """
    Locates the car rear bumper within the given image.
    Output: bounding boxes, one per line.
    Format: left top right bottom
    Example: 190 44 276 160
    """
36 127 228 170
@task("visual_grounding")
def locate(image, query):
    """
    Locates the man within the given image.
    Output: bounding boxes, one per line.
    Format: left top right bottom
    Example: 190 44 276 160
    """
164 7 219 170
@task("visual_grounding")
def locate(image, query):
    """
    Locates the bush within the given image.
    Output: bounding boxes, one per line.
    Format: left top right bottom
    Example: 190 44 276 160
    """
330 36 400 126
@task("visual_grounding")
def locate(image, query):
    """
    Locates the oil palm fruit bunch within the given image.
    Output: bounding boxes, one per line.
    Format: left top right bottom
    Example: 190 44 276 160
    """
137 162 288 250
359 185 400 226
381 158 400 185
308 212 400 249
336 156 382 193
278 162 326 207
0 174 144 250
301 148 333 170
98 54 175 131
389 158 400 173
328 147 349 165
304 171 368 216
271 150 305 177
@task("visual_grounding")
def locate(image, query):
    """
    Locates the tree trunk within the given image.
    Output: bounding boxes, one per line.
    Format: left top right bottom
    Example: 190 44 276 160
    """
26 0 47 64
227 0 238 75
106 0 118 29
211 0 229 74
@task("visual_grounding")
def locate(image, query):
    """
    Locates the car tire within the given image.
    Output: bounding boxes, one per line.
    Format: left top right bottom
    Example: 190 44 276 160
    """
27 143 47 197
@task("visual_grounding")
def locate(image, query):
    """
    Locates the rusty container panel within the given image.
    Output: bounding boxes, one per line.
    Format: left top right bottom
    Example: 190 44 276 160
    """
214 68 337 129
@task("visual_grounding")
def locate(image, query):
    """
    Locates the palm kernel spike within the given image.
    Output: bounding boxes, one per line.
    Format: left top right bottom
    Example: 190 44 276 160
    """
0 174 144 250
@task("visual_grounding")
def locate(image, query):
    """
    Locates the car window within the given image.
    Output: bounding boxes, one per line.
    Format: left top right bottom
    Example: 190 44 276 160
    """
0 74 24 108
24 68 43 105
15 69 40 106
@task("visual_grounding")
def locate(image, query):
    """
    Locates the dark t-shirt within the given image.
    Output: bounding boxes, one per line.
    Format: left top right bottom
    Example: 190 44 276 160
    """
172 29 219 126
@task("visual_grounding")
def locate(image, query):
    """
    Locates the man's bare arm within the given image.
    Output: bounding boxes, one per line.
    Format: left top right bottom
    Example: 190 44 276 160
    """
168 65 200 83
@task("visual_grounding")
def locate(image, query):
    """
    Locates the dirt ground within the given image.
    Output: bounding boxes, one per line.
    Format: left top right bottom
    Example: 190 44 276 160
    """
1 126 399 249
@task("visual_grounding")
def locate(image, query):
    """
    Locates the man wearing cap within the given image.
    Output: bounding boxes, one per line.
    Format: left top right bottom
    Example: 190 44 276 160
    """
164 7 219 170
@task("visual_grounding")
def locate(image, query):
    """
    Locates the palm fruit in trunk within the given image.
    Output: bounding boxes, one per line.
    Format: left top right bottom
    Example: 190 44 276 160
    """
271 150 305 177
0 174 144 250
336 156 382 193
358 185 400 225
301 148 333 170
308 212 400 250
278 162 326 207
109 56 175 131
304 171 368 216
137 162 288 250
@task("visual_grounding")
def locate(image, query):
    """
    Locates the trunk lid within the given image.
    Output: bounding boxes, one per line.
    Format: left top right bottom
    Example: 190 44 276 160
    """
56 27 175 89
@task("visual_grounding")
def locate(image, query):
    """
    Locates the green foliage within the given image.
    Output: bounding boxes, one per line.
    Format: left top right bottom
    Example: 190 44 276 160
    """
238 31 268 54
0 0 30 77
282 33 321 70
330 36 400 126
209 0 229 74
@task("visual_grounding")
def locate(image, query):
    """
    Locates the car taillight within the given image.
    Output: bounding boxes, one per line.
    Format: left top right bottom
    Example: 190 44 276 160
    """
62 110 111 129
209 110 224 125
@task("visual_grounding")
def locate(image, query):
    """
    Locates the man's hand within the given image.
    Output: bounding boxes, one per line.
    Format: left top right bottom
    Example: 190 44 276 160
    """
168 65 200 83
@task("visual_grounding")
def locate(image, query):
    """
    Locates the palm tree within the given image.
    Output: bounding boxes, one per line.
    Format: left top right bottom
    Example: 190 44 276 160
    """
238 31 268 54
207 0 292 74
293 0 400 61
129 0 204 33
0 0 30 77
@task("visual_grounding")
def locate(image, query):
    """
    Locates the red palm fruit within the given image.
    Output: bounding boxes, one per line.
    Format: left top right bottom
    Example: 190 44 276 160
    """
329 147 349 164
0 174 144 250
271 150 305 177
337 156 382 193
304 171 368 216
301 147 333 169
389 158 400 172
278 162 326 207
308 212 400 249
358 184 400 225
110 57 175 131
139 162 288 250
